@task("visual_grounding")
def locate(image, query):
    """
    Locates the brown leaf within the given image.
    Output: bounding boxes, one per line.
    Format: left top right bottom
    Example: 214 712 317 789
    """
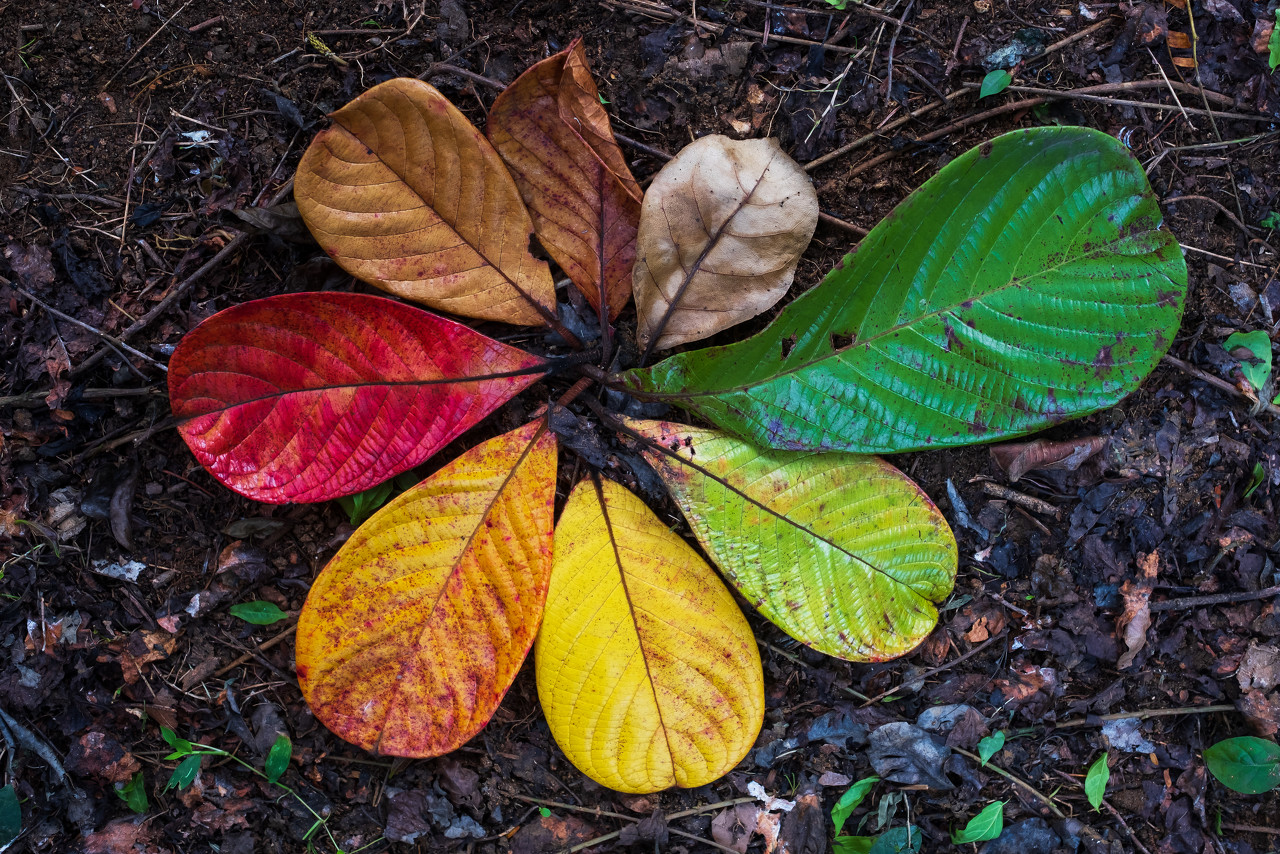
990 436 1108 482
712 803 761 854
67 731 142 784
633 135 818 352
294 78 555 326
1237 643 1280 692
487 39 642 321
1116 551 1159 669
510 814 598 854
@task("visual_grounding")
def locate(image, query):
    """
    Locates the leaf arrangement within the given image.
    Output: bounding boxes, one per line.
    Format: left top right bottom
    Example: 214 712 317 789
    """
168 40 1187 794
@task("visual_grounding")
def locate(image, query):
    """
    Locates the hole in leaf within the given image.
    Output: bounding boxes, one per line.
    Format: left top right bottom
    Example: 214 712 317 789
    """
780 335 796 359
830 332 853 351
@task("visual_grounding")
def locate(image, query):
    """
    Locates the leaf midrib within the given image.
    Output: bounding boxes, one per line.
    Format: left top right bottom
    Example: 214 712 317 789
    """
634 424 944 608
636 183 1161 400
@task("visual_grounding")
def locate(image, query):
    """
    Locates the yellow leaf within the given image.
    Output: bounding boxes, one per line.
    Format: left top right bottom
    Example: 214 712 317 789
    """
294 78 556 326
296 420 557 756
536 477 764 793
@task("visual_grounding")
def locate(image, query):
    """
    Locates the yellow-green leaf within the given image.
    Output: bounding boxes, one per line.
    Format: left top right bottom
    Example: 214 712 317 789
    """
296 420 557 756
536 477 764 793
622 419 957 661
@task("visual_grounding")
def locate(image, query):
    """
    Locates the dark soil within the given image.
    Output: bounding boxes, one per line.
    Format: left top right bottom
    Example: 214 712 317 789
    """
2 0 1279 852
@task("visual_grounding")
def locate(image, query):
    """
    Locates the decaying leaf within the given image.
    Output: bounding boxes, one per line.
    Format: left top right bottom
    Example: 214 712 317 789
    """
169 292 547 503
867 722 953 789
296 421 556 756
487 39 642 321
536 477 764 793
633 134 817 353
294 78 556 325
1116 551 1159 670
624 419 957 661
990 436 1108 482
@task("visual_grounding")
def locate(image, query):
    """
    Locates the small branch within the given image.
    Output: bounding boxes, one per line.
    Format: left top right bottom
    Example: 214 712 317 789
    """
1160 354 1280 420
1054 704 1236 729
953 745 1106 842
213 621 299 678
1149 584 1280 613
16 287 165 371
979 481 1061 519
102 0 193 90
859 631 1005 707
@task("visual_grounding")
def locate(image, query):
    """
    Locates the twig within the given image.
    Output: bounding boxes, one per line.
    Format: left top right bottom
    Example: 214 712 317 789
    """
1054 704 1236 729
509 795 756 854
1160 354 1280 420
187 15 225 33
818 211 869 236
943 15 969 76
759 640 874 702
1149 584 1280 613
0 386 160 410
1221 824 1280 837
805 89 970 172
213 621 299 678
1040 17 1112 55
1051 769 1154 854
15 287 165 371
964 82 1273 123
883 0 915 108
980 482 1062 519
953 745 1105 841
859 631 1006 707
614 131 676 162
102 1 193 91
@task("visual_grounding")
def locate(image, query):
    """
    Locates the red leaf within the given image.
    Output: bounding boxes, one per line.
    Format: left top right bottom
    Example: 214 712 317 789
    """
169 292 547 503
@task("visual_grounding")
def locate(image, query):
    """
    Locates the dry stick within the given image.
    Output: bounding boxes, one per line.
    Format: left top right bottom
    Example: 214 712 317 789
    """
70 177 296 378
882 0 915 109
599 0 931 54
858 631 1006 707
0 386 160 409
963 82 1273 123
1222 824 1280 837
952 745 1105 842
1054 704 1236 730
510 795 757 854
102 0 193 91
1051 770 1155 854
15 286 165 370
980 481 1061 519
1149 584 1280 613
213 621 299 678
804 88 969 172
726 0 942 45
1160 353 1280 420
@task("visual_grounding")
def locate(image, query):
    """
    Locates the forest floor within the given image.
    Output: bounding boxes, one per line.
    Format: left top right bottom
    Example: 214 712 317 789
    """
1 0 1279 852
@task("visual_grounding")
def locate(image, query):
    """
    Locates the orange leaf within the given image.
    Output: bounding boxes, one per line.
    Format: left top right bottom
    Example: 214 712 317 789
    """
295 79 556 326
487 39 642 321
296 420 557 756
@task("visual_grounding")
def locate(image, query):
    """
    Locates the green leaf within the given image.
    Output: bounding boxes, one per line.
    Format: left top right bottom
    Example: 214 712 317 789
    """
832 776 880 836
868 826 922 854
265 734 292 784
624 419 957 661
165 754 202 791
0 784 20 846
979 69 1012 98
977 730 1005 765
229 601 289 626
1204 737 1280 794
539 807 552 818
336 480 396 526
1262 211 1280 230
160 726 194 759
1270 10 1279 71
834 836 877 854
623 127 1186 456
951 801 1004 844
1223 330 1272 394
116 771 149 814
1245 462 1265 499
1085 753 1109 810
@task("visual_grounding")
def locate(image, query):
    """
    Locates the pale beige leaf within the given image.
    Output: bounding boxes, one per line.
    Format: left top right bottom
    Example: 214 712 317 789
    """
633 135 817 353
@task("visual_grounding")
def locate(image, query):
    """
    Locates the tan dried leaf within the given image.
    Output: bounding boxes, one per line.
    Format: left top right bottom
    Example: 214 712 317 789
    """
1116 551 1159 669
633 135 818 353
294 78 555 326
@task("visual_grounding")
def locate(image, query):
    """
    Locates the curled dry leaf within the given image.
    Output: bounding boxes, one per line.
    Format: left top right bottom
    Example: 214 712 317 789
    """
1116 550 1159 670
633 134 818 353
296 421 557 756
169 292 547 504
294 78 555 326
487 39 642 321
989 436 1108 482
536 477 764 793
